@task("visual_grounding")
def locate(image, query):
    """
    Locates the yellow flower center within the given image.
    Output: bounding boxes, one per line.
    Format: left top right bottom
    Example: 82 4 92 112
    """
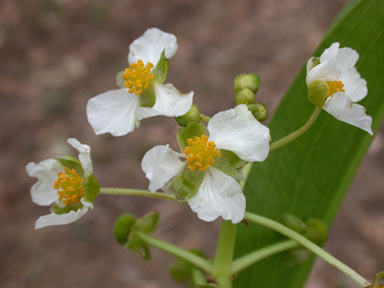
123 59 155 95
184 134 222 172
54 167 84 205
327 80 345 97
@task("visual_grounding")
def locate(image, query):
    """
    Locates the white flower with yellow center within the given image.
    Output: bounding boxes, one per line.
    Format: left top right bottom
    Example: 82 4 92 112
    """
26 138 99 229
141 105 270 224
87 28 194 137
306 42 373 135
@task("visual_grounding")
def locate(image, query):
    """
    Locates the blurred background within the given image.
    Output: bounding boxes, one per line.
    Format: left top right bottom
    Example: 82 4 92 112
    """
1 0 383 287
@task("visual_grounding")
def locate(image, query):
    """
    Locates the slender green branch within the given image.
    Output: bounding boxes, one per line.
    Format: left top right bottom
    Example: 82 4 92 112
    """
270 107 321 151
100 187 179 201
231 240 298 275
244 212 371 287
200 113 211 122
136 231 213 274
213 220 237 288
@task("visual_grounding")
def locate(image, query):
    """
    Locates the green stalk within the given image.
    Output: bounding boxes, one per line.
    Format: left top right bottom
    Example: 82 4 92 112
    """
231 240 298 275
136 231 213 274
99 187 179 201
213 220 237 288
244 212 371 287
192 269 208 286
270 107 321 151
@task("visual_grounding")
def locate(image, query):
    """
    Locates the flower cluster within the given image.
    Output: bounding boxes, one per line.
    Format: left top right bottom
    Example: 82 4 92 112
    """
26 28 373 228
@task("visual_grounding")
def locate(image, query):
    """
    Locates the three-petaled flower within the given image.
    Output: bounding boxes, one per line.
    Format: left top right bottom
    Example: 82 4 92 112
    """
87 28 194 137
306 42 372 135
26 138 99 229
141 105 270 224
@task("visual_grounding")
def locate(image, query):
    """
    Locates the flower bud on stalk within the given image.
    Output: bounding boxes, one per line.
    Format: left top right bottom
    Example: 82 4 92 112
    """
233 73 260 94
247 103 268 122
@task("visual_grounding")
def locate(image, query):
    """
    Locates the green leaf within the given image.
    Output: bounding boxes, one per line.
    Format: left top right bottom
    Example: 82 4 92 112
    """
235 1 384 287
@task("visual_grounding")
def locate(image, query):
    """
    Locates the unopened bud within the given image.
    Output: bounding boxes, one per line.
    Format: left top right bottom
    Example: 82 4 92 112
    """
248 103 267 122
308 80 328 108
234 73 260 94
176 104 200 127
235 88 255 105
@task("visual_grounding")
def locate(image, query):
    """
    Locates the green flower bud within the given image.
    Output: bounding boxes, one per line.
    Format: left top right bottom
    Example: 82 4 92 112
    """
235 88 256 105
175 104 200 127
135 212 159 234
114 213 136 245
305 218 328 246
247 102 267 122
307 80 328 108
233 73 260 94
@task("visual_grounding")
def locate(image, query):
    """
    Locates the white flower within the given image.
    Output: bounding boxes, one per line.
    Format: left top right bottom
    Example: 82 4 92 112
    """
26 138 96 229
306 42 373 135
87 28 194 136
141 105 270 224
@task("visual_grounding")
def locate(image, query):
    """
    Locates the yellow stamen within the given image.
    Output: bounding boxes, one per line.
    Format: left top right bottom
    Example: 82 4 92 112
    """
54 167 84 205
184 134 222 172
327 80 345 97
123 59 155 95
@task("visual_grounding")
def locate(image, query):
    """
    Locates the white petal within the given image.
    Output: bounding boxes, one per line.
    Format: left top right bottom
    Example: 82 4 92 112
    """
141 145 185 192
340 67 367 102
323 93 373 135
188 167 245 224
320 42 359 72
35 205 89 229
208 105 270 162
26 159 62 206
67 138 93 176
128 28 178 66
86 89 139 137
135 83 193 120
319 42 340 63
306 61 341 85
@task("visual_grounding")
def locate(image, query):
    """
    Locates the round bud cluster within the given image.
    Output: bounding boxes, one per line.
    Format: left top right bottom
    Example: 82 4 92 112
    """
233 73 267 122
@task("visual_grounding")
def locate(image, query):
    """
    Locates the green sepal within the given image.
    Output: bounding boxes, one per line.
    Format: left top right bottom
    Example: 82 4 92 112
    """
126 231 151 260
307 80 328 108
166 166 204 200
169 249 206 283
305 218 328 246
55 155 84 177
176 123 207 151
115 70 125 88
139 84 156 107
151 51 169 84
51 202 82 215
213 150 246 180
114 213 136 245
282 214 307 235
135 212 159 234
247 102 268 122
83 174 100 203
176 104 201 127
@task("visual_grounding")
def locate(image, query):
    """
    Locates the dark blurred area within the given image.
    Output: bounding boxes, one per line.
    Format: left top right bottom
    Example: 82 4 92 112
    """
1 0 383 287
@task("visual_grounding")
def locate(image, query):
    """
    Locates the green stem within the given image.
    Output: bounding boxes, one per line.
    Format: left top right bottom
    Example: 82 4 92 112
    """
136 231 213 274
244 212 371 287
231 240 298 275
200 113 211 122
213 220 237 288
100 187 179 201
270 107 321 152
